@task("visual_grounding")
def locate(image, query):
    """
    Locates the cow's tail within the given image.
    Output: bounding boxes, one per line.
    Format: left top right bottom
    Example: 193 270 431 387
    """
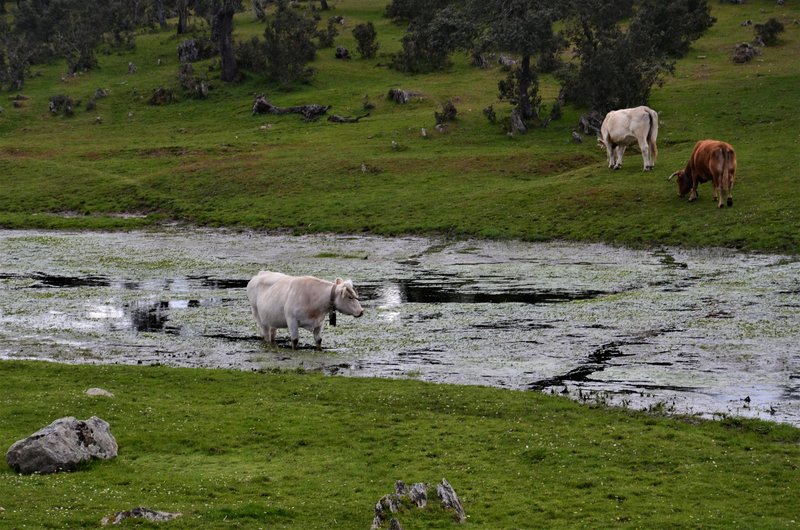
721 146 734 192
646 108 658 164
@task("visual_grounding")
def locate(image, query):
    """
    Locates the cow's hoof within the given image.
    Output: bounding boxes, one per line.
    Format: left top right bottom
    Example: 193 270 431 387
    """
727 198 733 207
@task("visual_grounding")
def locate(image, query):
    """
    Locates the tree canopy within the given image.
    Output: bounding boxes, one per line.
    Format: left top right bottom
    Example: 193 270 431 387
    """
0 0 714 123
386 0 715 126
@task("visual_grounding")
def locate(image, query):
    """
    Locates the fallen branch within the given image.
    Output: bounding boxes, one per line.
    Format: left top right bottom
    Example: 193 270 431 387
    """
251 94 330 121
327 113 369 123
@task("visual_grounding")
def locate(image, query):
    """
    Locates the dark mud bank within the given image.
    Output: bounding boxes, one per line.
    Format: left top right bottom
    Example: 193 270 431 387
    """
1 229 798 425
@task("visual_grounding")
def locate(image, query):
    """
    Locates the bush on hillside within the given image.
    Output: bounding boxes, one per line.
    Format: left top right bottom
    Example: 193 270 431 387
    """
177 37 217 64
390 6 472 73
316 18 339 48
629 0 715 58
235 2 317 85
434 100 458 124
178 63 210 99
261 1 318 84
385 0 455 21
235 37 267 71
498 66 543 121
754 18 785 46
48 95 78 117
353 22 379 59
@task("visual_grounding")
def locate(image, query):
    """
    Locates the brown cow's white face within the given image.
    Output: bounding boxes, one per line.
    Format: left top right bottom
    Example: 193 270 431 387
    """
335 280 364 318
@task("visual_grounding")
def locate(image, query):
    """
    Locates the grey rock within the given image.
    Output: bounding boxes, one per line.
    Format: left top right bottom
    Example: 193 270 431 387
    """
86 387 115 398
101 507 182 526
5 416 118 474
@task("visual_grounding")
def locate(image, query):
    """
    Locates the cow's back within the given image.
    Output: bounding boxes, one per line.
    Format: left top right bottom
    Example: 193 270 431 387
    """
689 140 735 182
248 271 292 325
601 106 653 144
283 276 330 321
256 277 295 328
247 271 289 304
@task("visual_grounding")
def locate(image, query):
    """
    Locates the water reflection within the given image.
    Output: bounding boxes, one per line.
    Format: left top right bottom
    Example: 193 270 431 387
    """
126 301 172 333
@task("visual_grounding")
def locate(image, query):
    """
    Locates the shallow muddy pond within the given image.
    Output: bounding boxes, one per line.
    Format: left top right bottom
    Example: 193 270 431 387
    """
1 229 798 425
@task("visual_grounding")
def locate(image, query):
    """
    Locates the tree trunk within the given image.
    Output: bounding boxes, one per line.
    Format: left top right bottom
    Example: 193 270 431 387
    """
213 3 239 82
176 0 189 34
517 54 533 120
320 0 329 10
156 0 166 29
252 0 266 19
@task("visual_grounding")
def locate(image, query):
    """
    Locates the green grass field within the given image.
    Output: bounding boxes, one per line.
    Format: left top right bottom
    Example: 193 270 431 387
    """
2 3 800 528
1 361 798 529
1 0 798 251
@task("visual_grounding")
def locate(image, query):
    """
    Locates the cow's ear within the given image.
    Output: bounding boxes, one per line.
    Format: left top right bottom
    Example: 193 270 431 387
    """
335 278 343 285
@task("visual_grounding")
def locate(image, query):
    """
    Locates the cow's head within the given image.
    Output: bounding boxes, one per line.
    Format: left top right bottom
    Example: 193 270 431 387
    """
668 169 692 197
334 278 364 318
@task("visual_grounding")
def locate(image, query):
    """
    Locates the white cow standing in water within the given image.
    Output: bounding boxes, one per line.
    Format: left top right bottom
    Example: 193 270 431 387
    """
597 106 659 171
247 271 364 350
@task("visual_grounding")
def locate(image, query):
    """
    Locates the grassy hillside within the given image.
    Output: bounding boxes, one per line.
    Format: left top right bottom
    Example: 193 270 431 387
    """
1 0 798 252
1 361 798 528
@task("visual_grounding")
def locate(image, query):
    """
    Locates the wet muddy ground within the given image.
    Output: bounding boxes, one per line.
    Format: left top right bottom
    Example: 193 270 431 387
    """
1 229 798 425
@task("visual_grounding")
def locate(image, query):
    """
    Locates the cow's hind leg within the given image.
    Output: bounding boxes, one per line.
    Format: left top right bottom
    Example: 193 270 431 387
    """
613 146 625 170
638 139 651 171
647 138 657 170
725 174 734 207
606 142 615 169
712 180 722 208
719 185 733 208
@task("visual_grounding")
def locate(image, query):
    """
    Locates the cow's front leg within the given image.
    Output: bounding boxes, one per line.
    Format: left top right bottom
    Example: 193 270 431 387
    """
689 186 698 202
268 327 277 344
313 325 323 351
287 320 300 350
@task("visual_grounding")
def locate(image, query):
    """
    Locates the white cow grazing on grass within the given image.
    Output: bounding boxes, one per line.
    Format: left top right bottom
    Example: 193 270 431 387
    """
597 106 659 171
248 272 364 350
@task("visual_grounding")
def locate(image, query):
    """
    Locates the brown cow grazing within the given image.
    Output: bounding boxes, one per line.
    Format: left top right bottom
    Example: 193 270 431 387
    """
669 140 737 208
